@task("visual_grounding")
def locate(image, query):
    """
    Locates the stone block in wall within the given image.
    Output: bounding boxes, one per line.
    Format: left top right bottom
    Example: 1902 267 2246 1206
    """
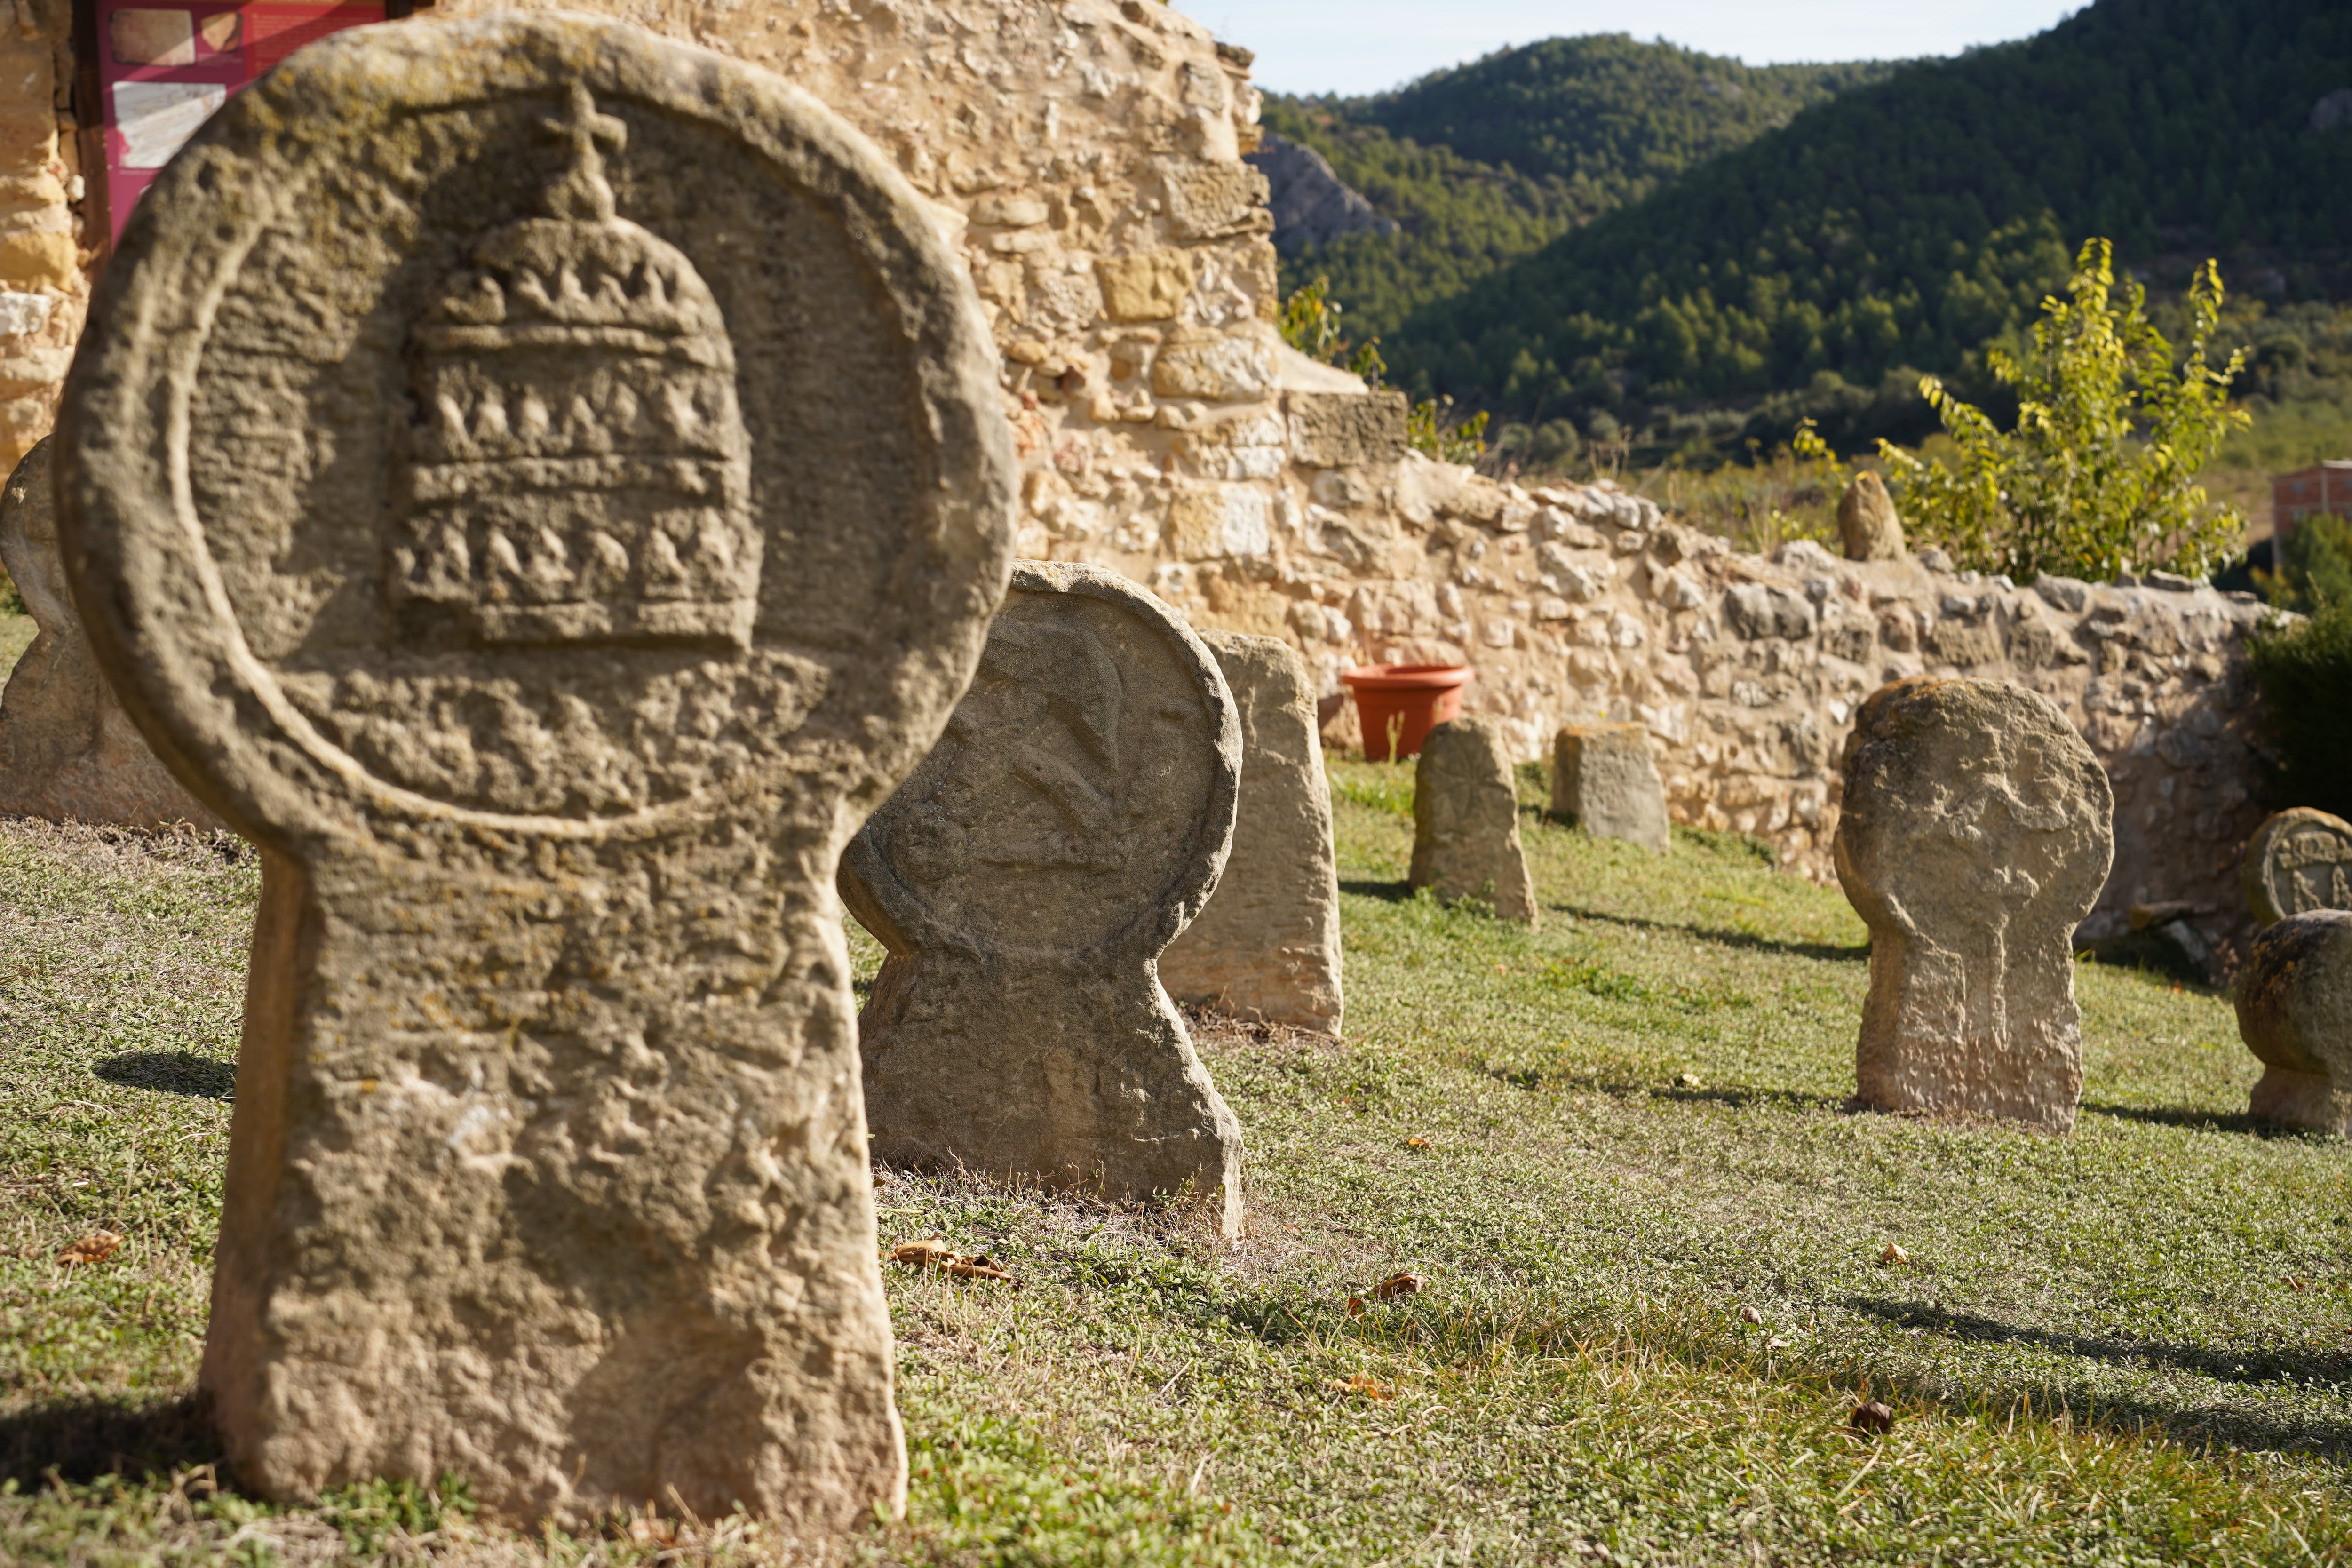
1178 409 1287 480
2036 576 2090 613
1168 481 1271 559
2005 611 2058 669
973 192 1049 227
1287 389 1405 468
1818 614 1875 665
1926 618 2002 668
1160 159 1273 239
1235 237 1279 320
1152 324 1274 399
1097 248 1194 321
1724 582 1815 640
0 290 48 335
0 347 67 396
0 229 72 292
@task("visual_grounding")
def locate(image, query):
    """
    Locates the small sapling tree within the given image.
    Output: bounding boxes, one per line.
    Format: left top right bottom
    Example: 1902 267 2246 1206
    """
1877 239 2249 583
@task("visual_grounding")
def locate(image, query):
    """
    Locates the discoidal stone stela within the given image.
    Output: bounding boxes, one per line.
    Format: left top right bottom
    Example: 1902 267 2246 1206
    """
57 15 1015 1528
1835 678 2113 1131
842 561 1248 1238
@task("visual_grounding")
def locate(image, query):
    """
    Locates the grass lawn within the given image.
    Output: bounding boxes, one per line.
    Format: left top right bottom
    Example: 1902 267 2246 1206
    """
0 757 2346 1564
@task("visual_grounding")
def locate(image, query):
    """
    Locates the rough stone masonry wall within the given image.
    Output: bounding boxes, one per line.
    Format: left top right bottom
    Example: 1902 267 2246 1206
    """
0 0 86 476
4 0 2278 961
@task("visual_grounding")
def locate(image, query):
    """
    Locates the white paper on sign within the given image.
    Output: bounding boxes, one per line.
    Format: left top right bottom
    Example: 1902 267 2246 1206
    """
113 80 226 170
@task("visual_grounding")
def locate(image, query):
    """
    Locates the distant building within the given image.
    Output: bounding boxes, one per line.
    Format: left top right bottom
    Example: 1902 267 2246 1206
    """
2273 461 2352 539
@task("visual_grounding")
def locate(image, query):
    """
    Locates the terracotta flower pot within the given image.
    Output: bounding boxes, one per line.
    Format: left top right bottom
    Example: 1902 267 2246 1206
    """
1341 664 1474 762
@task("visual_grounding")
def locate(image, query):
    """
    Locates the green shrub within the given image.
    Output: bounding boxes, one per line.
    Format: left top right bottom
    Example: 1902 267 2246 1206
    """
2247 599 2352 820
2256 511 2352 613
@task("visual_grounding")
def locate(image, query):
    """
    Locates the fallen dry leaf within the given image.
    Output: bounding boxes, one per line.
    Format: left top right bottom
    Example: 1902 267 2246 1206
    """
1325 1373 1394 1401
1739 1304 1763 1325
1345 1296 1367 1318
889 1237 1017 1285
890 1237 955 1269
1849 1399 1897 1435
1373 1271 1425 1301
1677 1072 1703 1088
1879 1243 1910 1267
1406 1136 1430 1149
947 1256 1018 1285
56 1231 122 1267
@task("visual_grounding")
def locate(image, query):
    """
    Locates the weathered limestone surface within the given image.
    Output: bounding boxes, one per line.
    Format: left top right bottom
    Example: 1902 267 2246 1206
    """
1160 629 1343 1033
0 438 218 827
0 0 85 476
0 0 2282 968
1838 472 1907 562
842 561 1248 1234
2237 909 2352 1137
2243 808 2352 927
1836 679 2114 1131
1410 715 1537 924
1549 721 1667 852
59 16 1015 1527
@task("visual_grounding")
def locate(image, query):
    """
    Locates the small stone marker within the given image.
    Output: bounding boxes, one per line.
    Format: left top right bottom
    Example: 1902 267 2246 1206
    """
1838 472 1907 562
2237 910 2352 1137
842 562 1248 1236
59 16 1015 1527
1550 721 1669 852
2242 808 2352 927
0 439 220 829
1835 679 2113 1130
1160 630 1345 1034
1410 715 1538 924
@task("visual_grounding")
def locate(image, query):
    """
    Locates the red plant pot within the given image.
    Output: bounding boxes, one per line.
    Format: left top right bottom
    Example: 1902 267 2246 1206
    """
1342 664 1474 762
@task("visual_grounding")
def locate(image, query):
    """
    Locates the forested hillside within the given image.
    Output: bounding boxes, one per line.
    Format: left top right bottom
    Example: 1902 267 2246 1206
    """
1366 0 2352 452
1263 38 1899 348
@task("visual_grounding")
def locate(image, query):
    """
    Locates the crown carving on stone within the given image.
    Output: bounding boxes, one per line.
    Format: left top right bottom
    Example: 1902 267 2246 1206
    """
387 82 759 650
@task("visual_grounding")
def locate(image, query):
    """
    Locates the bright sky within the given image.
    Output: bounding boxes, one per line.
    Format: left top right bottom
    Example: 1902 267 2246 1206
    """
1184 2 2087 97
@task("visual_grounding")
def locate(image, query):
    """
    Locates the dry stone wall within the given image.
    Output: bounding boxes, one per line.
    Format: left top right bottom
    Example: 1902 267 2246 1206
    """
0 0 87 477
2 0 2281 964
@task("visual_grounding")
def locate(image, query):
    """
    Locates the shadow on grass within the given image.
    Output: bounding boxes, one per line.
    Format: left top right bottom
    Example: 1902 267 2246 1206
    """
93 1051 235 1100
2078 1100 2300 1138
1479 1065 1848 1115
1848 1296 2352 1402
1337 879 1413 903
1550 903 1869 964
1223 1280 2352 1462
0 1392 220 1488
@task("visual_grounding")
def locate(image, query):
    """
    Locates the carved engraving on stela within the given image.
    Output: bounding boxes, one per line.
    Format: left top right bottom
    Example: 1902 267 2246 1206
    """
389 85 760 654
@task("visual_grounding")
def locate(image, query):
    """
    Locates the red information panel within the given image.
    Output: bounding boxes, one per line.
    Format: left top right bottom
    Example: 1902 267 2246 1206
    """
96 0 385 242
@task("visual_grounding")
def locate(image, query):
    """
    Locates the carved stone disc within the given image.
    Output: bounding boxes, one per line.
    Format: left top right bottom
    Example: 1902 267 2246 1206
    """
846 561 1241 962
60 16 1013 842
2244 808 2352 928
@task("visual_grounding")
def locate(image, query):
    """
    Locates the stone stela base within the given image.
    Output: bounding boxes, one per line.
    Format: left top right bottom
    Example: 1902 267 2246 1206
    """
1160 629 1344 1034
1550 721 1668 853
0 438 221 829
1410 714 1538 925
